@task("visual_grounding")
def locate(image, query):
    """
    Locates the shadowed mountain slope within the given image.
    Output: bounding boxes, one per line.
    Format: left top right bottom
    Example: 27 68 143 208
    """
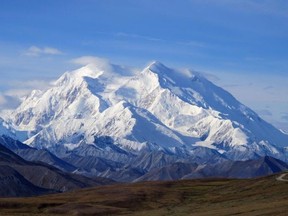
0 141 113 197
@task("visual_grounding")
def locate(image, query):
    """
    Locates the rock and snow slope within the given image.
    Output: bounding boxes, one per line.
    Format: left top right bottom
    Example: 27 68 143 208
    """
4 60 288 162
0 117 15 138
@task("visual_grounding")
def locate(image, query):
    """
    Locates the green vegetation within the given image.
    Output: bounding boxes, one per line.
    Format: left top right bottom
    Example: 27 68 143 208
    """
0 174 287 215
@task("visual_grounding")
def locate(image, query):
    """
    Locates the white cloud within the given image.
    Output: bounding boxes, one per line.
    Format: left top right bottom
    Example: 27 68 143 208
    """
0 93 21 110
70 56 118 73
255 109 273 117
71 56 110 66
4 79 54 99
9 79 54 90
0 94 7 106
0 78 54 111
24 46 63 57
4 89 36 100
282 113 288 122
266 119 288 134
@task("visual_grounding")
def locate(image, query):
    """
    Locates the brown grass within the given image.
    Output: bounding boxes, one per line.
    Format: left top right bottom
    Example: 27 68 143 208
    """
0 174 287 215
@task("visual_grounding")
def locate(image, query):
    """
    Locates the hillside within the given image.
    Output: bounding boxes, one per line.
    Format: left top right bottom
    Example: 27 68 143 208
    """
0 141 113 197
0 173 287 215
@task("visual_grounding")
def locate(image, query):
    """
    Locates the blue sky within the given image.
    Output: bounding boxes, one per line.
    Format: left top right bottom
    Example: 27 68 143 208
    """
0 0 287 131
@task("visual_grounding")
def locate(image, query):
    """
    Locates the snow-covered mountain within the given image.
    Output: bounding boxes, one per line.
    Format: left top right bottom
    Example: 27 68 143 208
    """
5 60 288 162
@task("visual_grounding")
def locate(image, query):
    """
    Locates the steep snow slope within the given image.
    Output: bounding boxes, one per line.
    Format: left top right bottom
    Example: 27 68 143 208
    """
6 60 288 161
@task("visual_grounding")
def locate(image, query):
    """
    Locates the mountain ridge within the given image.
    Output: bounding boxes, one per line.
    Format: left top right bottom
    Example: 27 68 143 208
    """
0 138 114 197
1 60 287 172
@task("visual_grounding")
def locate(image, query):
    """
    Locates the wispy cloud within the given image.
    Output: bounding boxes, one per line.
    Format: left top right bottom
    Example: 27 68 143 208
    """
190 70 220 82
282 113 288 122
115 32 163 42
177 40 208 48
0 94 7 106
115 32 210 49
5 79 54 97
0 93 22 110
71 56 110 67
9 79 54 89
263 85 274 90
267 119 288 133
0 78 54 110
24 46 63 57
255 109 273 117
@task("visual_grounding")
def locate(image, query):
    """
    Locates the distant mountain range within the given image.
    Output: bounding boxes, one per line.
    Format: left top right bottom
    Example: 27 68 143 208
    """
0 60 287 194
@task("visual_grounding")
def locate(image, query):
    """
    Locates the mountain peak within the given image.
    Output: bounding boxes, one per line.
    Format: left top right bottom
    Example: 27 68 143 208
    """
55 57 116 86
148 60 165 68
146 61 170 75
72 65 104 80
4 59 288 162
72 56 113 72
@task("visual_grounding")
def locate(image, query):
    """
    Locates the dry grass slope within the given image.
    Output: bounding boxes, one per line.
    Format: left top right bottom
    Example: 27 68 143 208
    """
0 173 287 216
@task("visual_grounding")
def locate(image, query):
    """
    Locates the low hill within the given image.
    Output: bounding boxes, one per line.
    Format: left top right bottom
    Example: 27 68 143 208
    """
0 173 287 215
